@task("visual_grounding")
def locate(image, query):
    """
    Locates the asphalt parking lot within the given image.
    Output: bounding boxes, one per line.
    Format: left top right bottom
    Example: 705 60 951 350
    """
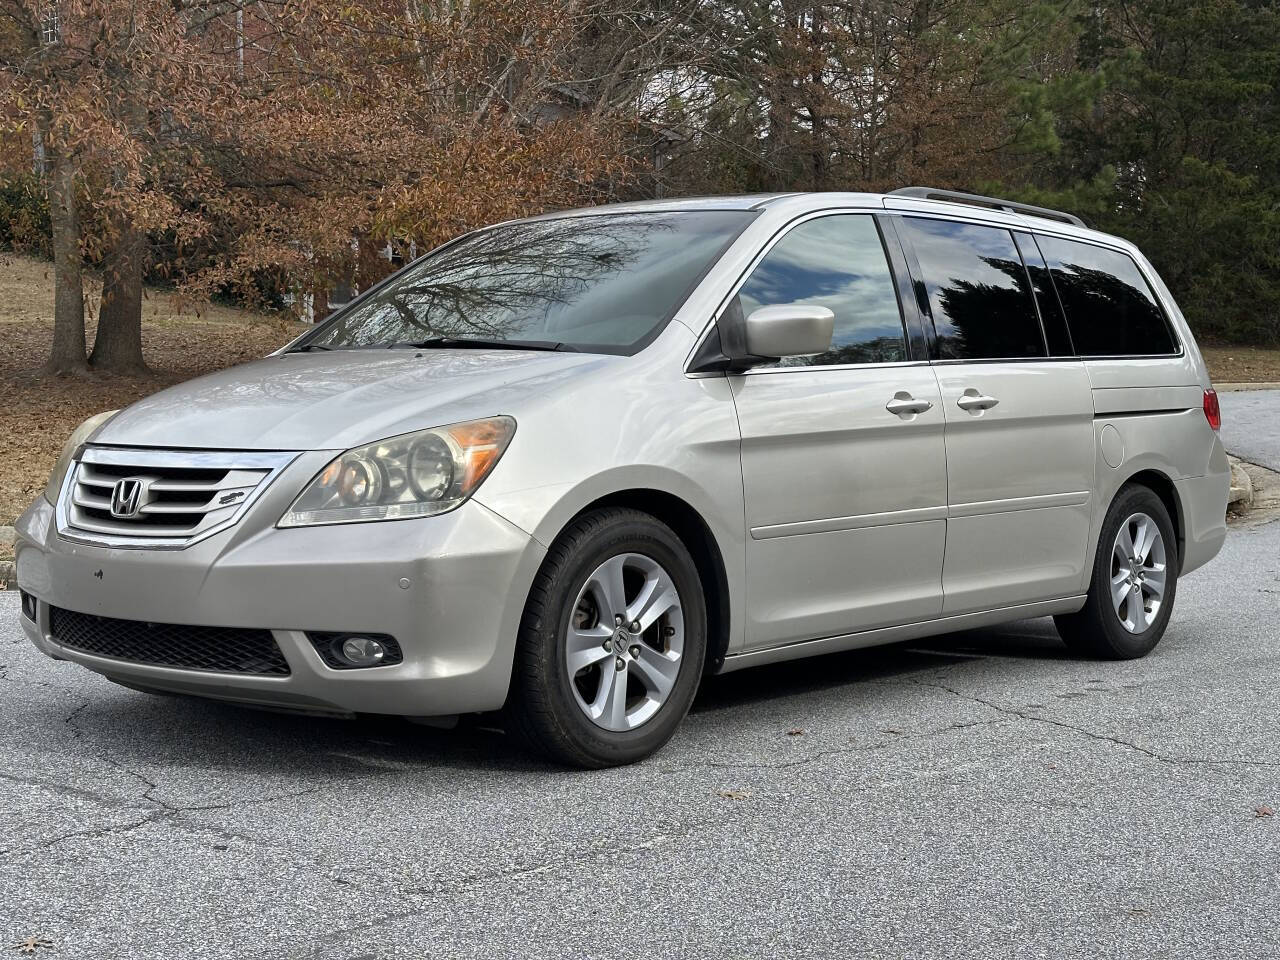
2 411 1278 958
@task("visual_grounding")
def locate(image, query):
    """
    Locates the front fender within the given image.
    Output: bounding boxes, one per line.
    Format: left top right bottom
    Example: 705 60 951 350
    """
472 333 747 656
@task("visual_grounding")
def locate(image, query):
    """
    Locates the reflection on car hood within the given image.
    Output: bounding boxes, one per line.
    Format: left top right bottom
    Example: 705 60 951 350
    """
94 349 610 451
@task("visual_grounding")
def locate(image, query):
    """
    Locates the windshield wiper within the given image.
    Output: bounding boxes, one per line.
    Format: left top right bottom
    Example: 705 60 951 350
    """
287 343 334 353
388 336 575 353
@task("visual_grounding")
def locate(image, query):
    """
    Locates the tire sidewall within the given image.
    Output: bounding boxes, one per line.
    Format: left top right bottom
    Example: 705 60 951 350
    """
1092 487 1179 657
527 514 707 765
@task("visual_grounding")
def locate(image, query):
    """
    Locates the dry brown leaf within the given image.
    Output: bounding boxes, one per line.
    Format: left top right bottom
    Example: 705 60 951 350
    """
1255 805 1274 818
786 728 805 736
11 936 54 955
717 788 752 800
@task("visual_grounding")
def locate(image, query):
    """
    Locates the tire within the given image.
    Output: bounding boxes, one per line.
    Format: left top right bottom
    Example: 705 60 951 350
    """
506 507 707 768
1054 484 1179 660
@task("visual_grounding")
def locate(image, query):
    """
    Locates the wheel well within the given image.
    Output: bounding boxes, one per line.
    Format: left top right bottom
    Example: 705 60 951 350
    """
1122 470 1185 564
568 489 731 672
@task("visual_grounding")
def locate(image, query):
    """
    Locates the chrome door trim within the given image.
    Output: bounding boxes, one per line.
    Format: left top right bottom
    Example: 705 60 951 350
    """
751 505 948 540
750 491 1091 540
947 490 1091 519
736 359 930 377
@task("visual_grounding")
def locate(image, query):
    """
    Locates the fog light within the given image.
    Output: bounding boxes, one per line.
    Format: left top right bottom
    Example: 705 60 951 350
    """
306 630 402 669
339 636 386 667
20 590 37 622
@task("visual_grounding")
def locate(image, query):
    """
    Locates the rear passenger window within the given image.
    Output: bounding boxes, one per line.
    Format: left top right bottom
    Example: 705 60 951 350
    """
899 218 1046 360
1034 236 1177 356
735 214 907 366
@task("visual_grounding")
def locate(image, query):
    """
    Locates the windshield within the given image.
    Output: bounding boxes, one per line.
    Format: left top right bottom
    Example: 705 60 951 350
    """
299 210 755 354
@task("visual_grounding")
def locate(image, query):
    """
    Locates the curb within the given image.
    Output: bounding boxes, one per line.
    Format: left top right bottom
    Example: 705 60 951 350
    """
0 559 13 588
1228 458 1253 507
1228 456 1280 527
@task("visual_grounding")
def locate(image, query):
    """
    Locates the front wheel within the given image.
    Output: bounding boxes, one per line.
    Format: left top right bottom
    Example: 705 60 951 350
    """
506 508 707 768
1054 484 1179 659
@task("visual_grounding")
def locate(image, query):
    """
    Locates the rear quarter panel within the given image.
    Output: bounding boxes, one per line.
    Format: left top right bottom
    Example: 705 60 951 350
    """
1084 359 1227 585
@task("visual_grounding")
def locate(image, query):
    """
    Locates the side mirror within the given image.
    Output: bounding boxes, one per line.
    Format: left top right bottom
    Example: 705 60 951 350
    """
744 304 835 359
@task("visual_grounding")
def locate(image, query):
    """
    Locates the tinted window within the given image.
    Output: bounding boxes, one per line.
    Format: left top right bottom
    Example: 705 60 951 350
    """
1013 231 1074 356
1035 235 1177 356
900 218 1046 360
304 211 752 354
734 214 906 366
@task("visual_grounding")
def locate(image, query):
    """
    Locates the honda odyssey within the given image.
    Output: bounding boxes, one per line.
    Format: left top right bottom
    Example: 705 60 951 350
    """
14 188 1230 767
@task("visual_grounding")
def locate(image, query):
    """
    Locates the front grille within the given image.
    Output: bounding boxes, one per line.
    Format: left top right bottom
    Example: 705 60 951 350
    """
59 447 295 548
50 606 291 675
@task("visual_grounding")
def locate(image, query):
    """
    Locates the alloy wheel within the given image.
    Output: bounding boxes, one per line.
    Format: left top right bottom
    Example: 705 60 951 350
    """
1110 512 1167 634
564 552 685 731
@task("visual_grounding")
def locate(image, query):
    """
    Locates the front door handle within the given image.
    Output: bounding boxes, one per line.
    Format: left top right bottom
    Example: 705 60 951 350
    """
886 393 934 417
956 389 999 412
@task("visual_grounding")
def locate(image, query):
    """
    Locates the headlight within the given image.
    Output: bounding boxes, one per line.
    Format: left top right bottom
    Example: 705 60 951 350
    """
44 410 118 505
278 416 516 527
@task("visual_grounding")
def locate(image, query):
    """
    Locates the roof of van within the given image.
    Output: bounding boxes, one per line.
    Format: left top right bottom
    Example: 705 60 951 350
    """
523 190 1127 250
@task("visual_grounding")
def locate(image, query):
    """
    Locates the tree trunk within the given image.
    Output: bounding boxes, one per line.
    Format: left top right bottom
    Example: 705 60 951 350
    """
90 223 148 374
44 140 87 375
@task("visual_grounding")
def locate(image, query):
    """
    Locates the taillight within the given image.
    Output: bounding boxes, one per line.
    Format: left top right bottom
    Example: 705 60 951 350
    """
1203 388 1221 431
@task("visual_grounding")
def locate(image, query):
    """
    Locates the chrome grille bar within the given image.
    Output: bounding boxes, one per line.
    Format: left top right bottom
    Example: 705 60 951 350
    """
55 447 298 549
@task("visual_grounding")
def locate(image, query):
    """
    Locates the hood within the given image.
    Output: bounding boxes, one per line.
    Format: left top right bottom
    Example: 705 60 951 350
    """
94 348 611 451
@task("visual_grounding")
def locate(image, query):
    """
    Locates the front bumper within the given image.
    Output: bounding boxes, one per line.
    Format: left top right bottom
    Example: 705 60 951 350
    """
14 464 546 717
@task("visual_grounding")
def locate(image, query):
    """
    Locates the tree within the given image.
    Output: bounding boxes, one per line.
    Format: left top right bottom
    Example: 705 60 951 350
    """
0 3 91 373
638 0 1086 195
1007 0 1280 344
158 0 640 315
0 0 232 373
0 0 640 374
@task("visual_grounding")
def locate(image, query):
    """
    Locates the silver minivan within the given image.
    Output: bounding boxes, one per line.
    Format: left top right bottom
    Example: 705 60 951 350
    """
15 188 1229 767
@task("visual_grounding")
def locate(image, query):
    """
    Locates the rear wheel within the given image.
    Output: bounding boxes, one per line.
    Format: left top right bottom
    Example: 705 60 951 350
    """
1054 485 1179 659
506 508 707 767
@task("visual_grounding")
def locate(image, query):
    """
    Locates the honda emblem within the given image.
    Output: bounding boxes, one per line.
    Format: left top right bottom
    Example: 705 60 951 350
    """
110 478 145 519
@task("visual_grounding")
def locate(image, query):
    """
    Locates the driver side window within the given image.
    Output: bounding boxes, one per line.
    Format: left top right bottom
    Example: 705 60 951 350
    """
733 214 907 367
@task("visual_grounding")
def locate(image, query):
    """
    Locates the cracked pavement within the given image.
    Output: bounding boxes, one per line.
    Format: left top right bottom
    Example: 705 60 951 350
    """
2 521 1279 958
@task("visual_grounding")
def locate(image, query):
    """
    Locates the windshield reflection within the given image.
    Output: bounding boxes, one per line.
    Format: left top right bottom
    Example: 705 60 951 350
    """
306 211 753 354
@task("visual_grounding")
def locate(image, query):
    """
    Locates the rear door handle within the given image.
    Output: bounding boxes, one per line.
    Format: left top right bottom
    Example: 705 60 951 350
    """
886 393 933 417
956 390 999 411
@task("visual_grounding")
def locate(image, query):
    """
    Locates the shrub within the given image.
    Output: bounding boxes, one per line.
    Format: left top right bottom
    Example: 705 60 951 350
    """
0 174 51 257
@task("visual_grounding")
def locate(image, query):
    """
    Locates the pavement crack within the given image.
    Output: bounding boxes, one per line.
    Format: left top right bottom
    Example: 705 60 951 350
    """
63 700 90 727
63 698 186 811
304 815 734 954
0 770 143 810
169 786 325 813
904 678 1280 770
0 812 165 857
659 717 1010 773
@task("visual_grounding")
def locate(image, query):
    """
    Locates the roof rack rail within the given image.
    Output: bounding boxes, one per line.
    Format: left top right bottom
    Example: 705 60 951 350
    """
888 186 1087 228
